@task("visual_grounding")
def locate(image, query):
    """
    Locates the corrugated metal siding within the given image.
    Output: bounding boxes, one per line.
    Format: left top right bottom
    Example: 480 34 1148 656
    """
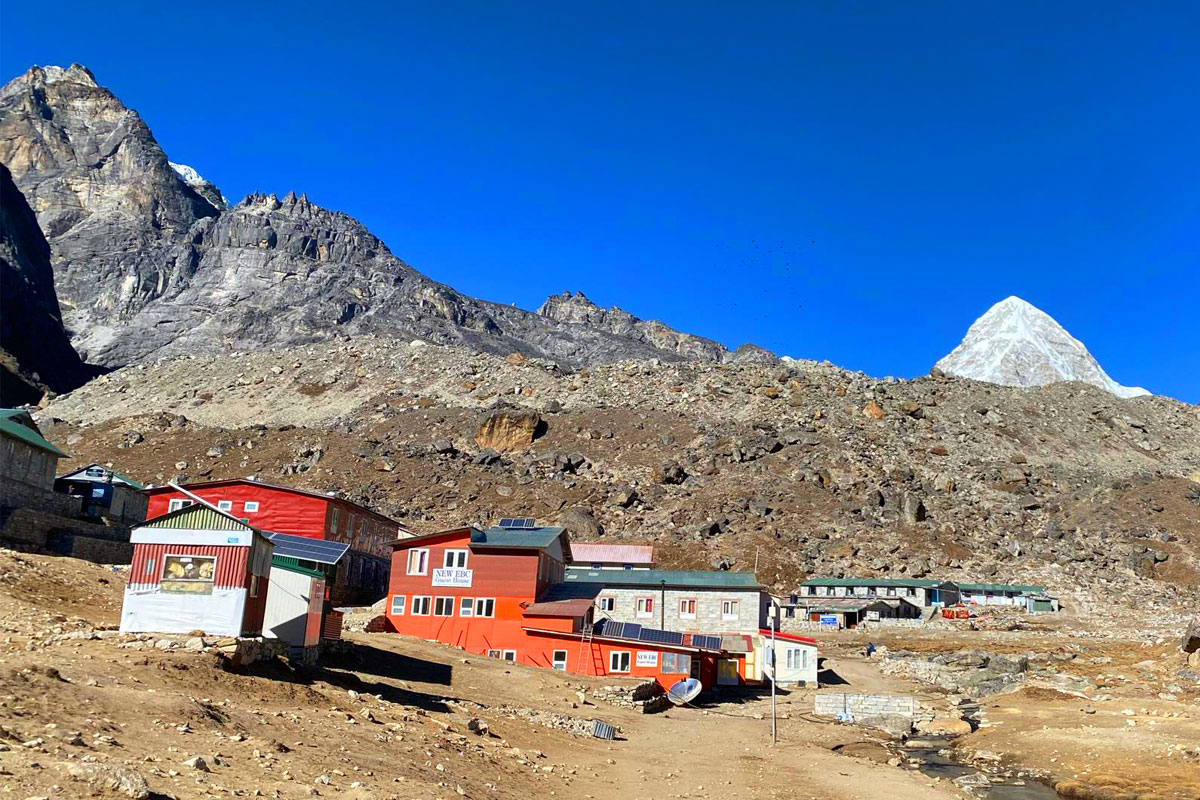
144 506 249 531
322 610 343 640
129 543 249 590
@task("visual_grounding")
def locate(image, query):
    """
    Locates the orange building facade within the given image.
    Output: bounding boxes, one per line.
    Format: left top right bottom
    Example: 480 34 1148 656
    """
385 525 724 689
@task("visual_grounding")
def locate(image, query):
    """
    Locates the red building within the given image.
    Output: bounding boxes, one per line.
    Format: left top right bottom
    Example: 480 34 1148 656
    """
120 504 274 637
144 479 407 605
386 524 726 690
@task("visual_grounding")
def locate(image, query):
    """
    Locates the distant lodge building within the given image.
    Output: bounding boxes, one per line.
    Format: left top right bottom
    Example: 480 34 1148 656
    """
0 410 137 561
798 578 961 608
384 520 817 691
55 463 148 525
792 577 1055 624
143 479 409 606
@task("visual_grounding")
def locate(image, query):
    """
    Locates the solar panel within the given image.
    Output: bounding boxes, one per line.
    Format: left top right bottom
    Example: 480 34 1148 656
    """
498 517 536 529
691 634 722 651
264 532 350 565
639 627 684 646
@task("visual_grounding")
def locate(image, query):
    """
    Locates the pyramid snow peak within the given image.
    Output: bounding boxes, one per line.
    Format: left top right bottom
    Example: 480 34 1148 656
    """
935 296 1149 398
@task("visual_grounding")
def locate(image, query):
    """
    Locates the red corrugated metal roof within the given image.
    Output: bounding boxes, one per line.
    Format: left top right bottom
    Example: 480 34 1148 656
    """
570 543 654 564
759 628 818 646
523 598 593 618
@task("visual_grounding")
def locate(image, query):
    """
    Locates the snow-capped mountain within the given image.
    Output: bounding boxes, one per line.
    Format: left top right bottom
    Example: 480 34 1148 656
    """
169 161 227 208
935 296 1150 398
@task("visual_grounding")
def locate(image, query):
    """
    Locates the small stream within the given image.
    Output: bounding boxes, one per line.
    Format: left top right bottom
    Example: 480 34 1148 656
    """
897 736 1059 799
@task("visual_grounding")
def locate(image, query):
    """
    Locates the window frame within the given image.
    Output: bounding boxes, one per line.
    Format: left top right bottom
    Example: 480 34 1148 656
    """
679 598 697 619
474 598 495 618
443 549 469 569
244 501 260 513
501 650 517 663
216 499 233 512
487 649 502 659
459 597 474 617
167 498 194 512
391 595 406 615
609 651 631 673
721 599 739 620
433 596 455 616
636 597 654 618
598 596 615 612
406 548 429 576
551 650 568 670
410 596 432 616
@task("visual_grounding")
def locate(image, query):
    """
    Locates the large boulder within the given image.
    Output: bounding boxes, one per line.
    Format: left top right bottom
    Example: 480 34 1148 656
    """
474 407 543 452
1180 620 1200 655
558 507 603 538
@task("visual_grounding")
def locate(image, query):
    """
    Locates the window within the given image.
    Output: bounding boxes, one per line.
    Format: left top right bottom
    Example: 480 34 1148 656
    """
886 586 896 596
244 501 259 513
662 653 691 674
598 597 615 612
411 596 431 615
551 650 568 670
217 500 233 511
502 650 517 663
721 600 739 620
391 595 406 615
487 649 501 659
167 498 194 512
474 598 495 618
609 651 631 673
906 587 916 597
330 507 338 529
443 549 468 569
623 564 633 570
457 597 473 616
679 598 696 619
407 549 429 575
434 597 455 616
591 563 602 570
636 598 654 618
785 648 809 671
249 575 260 597
160 555 215 594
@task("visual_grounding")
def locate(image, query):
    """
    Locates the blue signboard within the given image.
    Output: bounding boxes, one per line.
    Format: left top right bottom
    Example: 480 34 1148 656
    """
819 614 838 626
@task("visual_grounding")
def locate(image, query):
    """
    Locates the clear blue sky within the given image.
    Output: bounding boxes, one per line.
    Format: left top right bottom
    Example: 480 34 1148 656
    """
3 2 1198 401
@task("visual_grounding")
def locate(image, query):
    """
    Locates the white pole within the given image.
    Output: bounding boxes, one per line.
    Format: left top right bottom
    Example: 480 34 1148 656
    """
770 614 777 744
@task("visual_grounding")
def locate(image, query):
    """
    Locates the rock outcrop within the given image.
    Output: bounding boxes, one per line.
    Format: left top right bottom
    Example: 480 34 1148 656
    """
0 163 89 404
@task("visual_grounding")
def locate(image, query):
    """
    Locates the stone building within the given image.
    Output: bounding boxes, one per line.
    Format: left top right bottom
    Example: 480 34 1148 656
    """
558 567 768 636
797 577 960 608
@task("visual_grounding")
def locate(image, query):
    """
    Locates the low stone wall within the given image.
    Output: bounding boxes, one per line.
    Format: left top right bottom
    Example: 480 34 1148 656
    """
815 692 916 718
592 680 671 713
0 506 132 563
0 476 83 516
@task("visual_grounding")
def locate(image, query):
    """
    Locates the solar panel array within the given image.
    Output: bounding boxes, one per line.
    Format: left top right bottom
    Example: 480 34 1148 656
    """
497 517 536 529
264 532 350 565
638 627 684 646
690 634 722 651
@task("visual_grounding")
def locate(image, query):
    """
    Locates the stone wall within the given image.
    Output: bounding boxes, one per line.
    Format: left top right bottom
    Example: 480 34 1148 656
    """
814 692 916 718
595 586 765 635
0 474 82 516
0 505 132 563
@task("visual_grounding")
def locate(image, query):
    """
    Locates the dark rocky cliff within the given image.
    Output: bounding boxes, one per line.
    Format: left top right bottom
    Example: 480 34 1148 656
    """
0 163 89 404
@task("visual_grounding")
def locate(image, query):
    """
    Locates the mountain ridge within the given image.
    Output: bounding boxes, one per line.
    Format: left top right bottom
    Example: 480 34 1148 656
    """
0 64 771 373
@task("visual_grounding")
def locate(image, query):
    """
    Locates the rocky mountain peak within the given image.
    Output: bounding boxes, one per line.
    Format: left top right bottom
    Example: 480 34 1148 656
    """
935 296 1150 398
0 64 97 97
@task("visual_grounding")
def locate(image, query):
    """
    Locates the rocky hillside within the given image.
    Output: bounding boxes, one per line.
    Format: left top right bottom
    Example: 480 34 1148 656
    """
0 163 89 404
0 64 768 370
40 336 1200 620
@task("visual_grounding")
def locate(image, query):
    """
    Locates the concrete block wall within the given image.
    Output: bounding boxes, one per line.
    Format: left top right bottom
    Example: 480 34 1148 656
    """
814 693 916 718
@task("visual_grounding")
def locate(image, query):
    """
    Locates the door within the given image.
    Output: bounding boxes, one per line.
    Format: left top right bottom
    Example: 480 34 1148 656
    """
717 659 739 686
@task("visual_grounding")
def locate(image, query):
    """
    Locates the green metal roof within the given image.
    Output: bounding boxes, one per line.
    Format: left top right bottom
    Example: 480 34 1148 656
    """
800 577 941 588
0 409 69 458
959 583 1044 593
57 463 146 489
271 555 326 580
565 567 761 590
142 504 253 531
471 526 564 549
